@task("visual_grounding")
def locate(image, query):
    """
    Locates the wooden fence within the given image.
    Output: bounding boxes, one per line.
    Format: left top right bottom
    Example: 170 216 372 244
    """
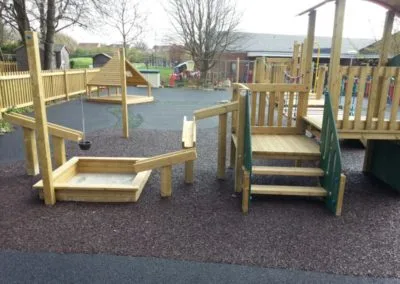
0 68 100 113
0 61 18 72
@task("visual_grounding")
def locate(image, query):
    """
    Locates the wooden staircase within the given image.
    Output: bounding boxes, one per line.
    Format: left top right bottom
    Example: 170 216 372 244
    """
239 91 346 216
248 136 328 199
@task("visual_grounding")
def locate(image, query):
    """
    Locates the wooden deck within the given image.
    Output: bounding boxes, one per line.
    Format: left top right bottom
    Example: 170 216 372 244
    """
87 95 154 105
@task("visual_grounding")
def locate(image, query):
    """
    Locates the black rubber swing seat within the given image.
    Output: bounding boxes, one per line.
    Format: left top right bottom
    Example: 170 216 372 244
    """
78 140 92 151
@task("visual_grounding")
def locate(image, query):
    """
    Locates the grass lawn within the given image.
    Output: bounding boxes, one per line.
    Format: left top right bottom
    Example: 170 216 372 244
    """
70 57 93 69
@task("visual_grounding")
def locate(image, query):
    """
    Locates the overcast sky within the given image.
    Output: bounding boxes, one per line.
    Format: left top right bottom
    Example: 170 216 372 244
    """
65 0 391 47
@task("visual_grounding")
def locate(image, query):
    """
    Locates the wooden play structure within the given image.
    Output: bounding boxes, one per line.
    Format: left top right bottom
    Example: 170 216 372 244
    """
23 31 196 205
195 0 400 215
86 52 154 105
86 50 154 138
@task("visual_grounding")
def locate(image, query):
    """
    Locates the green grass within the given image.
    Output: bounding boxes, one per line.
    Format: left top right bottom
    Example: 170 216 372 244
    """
70 57 93 69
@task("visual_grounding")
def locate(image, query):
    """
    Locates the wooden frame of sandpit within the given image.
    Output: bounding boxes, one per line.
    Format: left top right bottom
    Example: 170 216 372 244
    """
33 157 152 202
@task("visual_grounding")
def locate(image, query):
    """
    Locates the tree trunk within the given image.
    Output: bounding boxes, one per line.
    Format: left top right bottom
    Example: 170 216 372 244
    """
12 0 30 44
44 0 56 70
39 1 46 40
200 60 209 87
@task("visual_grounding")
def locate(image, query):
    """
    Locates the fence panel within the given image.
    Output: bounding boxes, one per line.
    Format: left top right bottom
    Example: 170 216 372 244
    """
0 68 99 112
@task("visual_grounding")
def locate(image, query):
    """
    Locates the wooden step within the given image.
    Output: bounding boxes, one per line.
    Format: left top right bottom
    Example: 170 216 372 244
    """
251 185 327 197
252 166 324 177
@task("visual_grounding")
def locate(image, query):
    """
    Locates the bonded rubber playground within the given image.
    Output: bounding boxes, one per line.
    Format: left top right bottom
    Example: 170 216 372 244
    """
0 88 399 281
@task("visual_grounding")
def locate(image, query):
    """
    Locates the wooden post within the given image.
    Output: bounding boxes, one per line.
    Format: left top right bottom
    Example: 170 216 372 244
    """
97 86 100 97
335 174 346 216
363 140 375 173
242 168 250 214
120 48 129 138
378 10 395 67
64 70 69 101
107 87 110 96
84 69 89 97
184 160 194 184
23 127 39 176
230 138 236 169
304 10 316 92
53 136 66 168
25 31 55 205
327 0 346 115
217 113 227 179
147 84 152 97
234 92 246 193
236 57 240 83
160 165 172 197
373 9 395 116
252 60 256 83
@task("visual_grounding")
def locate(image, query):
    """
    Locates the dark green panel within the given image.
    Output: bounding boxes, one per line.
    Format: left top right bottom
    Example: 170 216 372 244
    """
370 140 400 192
320 92 343 214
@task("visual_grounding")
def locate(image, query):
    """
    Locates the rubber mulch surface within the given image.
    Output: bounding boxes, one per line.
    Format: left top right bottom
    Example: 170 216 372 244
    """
0 128 399 278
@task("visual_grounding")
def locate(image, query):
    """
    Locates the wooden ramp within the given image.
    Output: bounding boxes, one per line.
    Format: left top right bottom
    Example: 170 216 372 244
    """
86 95 154 105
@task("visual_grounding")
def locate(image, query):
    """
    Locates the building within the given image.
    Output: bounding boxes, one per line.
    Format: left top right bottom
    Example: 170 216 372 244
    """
15 44 70 71
78 42 102 49
212 32 379 82
92 53 112 68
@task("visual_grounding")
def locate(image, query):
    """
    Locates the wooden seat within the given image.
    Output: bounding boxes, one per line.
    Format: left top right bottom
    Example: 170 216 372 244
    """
251 135 320 160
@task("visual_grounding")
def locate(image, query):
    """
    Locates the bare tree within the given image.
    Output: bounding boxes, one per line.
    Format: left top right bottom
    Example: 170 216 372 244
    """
1 0 108 69
167 0 241 84
109 0 146 52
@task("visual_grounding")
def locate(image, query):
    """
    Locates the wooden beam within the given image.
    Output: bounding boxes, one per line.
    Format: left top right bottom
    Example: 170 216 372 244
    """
184 160 194 184
23 128 39 176
194 102 238 120
160 166 172 197
132 148 197 172
120 48 129 138
25 31 55 205
53 136 66 168
217 113 227 179
3 113 83 142
245 83 309 93
328 0 346 114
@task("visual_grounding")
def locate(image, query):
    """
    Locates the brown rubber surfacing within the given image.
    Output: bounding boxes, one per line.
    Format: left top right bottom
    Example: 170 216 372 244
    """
0 128 399 278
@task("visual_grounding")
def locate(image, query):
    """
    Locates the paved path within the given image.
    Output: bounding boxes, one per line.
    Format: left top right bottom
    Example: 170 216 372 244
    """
0 87 230 163
1 250 399 284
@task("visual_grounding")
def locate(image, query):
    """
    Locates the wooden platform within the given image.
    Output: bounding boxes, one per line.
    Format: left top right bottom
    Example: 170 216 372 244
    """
87 95 154 105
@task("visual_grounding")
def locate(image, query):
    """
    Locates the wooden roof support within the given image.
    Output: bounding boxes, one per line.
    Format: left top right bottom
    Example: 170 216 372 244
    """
327 0 346 115
304 10 316 91
25 31 55 205
373 10 395 117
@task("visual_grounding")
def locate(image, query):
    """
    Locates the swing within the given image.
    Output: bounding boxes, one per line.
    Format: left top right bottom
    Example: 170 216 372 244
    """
78 93 92 151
